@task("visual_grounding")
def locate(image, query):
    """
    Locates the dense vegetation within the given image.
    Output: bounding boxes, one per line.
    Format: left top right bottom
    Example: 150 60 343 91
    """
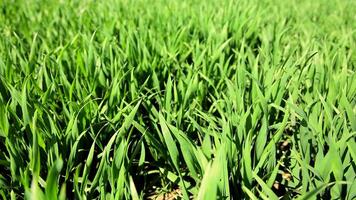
0 0 355 199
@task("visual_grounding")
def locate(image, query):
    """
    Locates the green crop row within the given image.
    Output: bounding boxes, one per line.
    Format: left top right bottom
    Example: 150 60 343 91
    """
0 0 355 199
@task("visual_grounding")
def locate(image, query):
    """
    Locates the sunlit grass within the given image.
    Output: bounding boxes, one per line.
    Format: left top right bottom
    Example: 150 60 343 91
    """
0 0 355 199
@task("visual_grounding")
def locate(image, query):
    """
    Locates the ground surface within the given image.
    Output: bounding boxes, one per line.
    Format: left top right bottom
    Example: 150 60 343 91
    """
0 0 355 199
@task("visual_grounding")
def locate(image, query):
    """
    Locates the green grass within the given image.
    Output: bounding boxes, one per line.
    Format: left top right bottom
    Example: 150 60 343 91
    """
0 0 355 199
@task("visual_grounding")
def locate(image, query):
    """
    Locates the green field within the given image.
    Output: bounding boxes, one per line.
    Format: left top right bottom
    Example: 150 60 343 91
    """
0 0 355 199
